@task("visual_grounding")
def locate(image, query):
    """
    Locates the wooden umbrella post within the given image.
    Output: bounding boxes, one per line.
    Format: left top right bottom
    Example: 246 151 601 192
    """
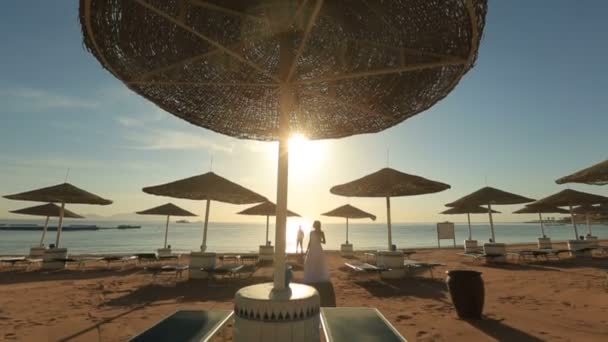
164 215 170 248
201 199 211 251
40 216 50 247
537 211 552 249
266 215 270 245
346 217 349 243
569 205 579 239
44 202 68 270
55 202 66 247
487 203 495 242
467 213 472 240
386 196 392 250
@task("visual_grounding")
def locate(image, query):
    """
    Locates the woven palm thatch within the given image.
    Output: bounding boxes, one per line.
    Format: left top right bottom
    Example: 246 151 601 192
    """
441 206 499 215
322 204 376 220
4 183 112 205
79 0 487 141
137 203 197 217
238 201 299 217
143 172 266 204
512 205 569 215
571 204 605 215
556 159 608 186
330 168 450 197
446 187 534 207
532 189 608 208
10 203 84 218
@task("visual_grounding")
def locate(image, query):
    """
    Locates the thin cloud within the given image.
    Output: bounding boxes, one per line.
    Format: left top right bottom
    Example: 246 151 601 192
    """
125 129 234 153
0 87 98 111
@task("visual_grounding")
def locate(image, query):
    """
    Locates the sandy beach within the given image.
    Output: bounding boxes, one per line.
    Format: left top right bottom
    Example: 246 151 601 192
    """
0 242 607 341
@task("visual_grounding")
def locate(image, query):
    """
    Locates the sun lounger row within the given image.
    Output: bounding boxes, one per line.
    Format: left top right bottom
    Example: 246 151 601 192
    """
130 308 407 342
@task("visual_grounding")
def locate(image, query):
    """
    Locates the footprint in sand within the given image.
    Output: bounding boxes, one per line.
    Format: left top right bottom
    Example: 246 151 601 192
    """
396 314 411 321
4 333 17 340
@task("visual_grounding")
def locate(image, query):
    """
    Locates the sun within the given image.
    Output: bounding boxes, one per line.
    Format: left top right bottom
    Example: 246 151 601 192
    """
288 134 327 176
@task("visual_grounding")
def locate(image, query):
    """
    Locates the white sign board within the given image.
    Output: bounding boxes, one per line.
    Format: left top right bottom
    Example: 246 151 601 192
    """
436 222 456 248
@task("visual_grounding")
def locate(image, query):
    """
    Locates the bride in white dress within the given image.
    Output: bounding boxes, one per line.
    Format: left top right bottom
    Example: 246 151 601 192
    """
303 220 330 283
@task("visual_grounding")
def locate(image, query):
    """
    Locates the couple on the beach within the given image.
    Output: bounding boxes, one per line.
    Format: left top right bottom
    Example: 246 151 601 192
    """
298 220 330 283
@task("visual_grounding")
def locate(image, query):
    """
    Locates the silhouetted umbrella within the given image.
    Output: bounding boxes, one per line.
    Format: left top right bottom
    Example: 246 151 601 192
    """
440 205 499 241
81 0 487 290
4 183 112 247
446 187 535 242
238 201 300 245
322 204 376 244
137 203 197 249
531 189 608 239
513 204 569 238
556 159 608 185
143 172 266 251
331 168 450 249
572 204 606 236
10 203 84 247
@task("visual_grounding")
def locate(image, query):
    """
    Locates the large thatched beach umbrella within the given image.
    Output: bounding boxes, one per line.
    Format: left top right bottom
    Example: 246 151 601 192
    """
531 189 608 239
4 183 112 247
572 204 606 237
446 187 534 242
331 168 450 249
80 0 487 292
556 160 608 186
238 201 300 246
440 205 499 241
513 204 569 238
10 203 84 247
322 204 376 245
143 172 266 251
136 203 197 249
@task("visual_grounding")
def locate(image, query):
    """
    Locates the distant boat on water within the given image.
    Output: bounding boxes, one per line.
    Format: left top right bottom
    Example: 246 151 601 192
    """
175 219 191 224
117 225 141 229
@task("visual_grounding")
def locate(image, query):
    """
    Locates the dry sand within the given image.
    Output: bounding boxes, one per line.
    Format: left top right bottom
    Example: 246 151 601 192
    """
1 242 607 341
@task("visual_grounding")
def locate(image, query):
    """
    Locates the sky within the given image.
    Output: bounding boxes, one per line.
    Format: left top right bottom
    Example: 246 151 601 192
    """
0 1 607 224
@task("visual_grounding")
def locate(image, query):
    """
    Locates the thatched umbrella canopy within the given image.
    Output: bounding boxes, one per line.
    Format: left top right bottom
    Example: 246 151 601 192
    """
530 189 608 239
143 172 266 251
513 204 569 238
556 159 608 186
136 203 197 249
80 0 487 290
440 205 499 241
446 187 534 242
237 201 300 246
322 204 376 244
10 203 84 247
331 168 450 249
4 183 112 247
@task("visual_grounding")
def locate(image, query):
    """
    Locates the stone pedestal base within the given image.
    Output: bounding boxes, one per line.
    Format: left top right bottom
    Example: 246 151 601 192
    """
483 243 506 262
585 236 599 247
157 248 172 257
537 237 552 249
259 245 274 262
29 246 46 258
234 283 320 342
464 240 480 253
189 252 216 279
378 251 405 280
340 243 353 257
42 248 68 270
568 240 591 257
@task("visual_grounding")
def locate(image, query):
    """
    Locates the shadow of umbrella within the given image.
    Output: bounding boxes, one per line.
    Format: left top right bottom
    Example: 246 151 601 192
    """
467 318 544 342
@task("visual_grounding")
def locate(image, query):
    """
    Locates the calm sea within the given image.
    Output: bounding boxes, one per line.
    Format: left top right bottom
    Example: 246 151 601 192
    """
1 219 606 255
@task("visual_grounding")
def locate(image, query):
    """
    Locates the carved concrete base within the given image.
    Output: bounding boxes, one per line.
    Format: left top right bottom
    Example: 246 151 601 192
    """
189 252 216 279
340 243 353 257
29 246 46 258
157 248 172 257
537 237 552 249
259 245 274 261
378 251 405 280
42 248 68 270
464 240 480 253
568 240 591 257
483 243 506 262
233 283 320 342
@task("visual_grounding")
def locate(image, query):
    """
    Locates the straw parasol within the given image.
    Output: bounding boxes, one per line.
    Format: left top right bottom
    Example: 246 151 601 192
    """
143 172 266 251
440 205 499 241
331 168 450 249
322 204 376 244
571 204 606 237
512 204 569 238
10 203 84 247
530 189 608 239
446 187 534 242
556 159 608 186
136 203 197 249
238 201 300 246
4 183 112 247
80 0 487 291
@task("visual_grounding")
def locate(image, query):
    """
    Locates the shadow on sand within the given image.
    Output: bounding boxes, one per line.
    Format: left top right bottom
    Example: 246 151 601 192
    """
467 318 544 342
0 267 142 285
352 277 448 301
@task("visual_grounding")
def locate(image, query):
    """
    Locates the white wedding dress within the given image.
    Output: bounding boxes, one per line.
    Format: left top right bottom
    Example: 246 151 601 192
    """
303 231 330 283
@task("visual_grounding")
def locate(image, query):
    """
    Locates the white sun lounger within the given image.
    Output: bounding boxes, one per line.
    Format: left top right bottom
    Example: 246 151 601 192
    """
321 307 407 342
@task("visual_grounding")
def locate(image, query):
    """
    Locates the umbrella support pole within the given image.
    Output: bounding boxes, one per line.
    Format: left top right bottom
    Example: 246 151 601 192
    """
164 215 170 249
201 199 210 251
272 133 288 291
537 213 552 249
569 205 579 239
55 202 66 248
386 197 393 250
40 216 50 247
341 217 353 256
487 203 495 243
467 213 472 240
